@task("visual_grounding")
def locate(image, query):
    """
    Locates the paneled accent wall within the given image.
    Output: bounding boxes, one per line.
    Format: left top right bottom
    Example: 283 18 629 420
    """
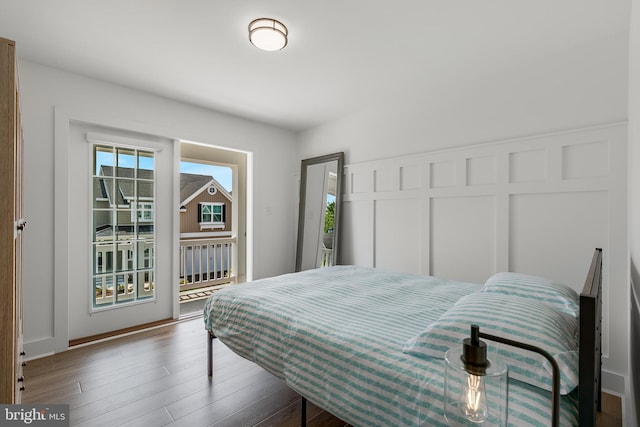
341 123 627 383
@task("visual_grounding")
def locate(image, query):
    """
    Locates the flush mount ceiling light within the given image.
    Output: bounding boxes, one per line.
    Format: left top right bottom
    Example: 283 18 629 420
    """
249 18 288 51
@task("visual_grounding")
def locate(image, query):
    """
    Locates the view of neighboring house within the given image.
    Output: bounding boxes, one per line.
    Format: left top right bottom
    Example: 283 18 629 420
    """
178 172 235 293
94 168 233 240
179 173 232 239
92 167 234 305
94 165 155 240
92 165 156 307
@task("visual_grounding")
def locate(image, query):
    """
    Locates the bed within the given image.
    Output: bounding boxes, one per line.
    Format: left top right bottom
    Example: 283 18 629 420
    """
204 248 602 426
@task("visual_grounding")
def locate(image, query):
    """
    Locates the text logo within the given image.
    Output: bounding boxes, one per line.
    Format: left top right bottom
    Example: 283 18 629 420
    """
0 405 69 426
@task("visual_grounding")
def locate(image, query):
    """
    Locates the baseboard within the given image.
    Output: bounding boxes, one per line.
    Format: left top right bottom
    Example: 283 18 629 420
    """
68 317 175 347
23 337 61 361
603 369 627 395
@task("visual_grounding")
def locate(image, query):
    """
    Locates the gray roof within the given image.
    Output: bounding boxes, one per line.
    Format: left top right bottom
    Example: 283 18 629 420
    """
96 166 154 205
180 173 214 204
96 167 226 207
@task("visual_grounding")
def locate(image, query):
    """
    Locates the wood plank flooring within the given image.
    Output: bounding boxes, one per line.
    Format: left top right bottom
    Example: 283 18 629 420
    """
22 318 346 427
22 318 622 427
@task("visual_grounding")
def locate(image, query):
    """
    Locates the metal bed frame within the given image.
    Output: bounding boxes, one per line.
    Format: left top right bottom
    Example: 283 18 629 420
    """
207 248 603 426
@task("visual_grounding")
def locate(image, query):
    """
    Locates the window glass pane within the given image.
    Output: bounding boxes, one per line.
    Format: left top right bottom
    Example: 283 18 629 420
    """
138 270 153 299
94 276 113 306
138 151 154 172
116 210 134 240
93 177 113 208
117 148 136 174
137 241 153 269
93 243 114 274
138 181 153 200
116 242 134 272
136 204 153 222
212 205 223 222
115 273 135 303
137 223 154 239
93 210 113 242
115 178 134 206
94 146 114 176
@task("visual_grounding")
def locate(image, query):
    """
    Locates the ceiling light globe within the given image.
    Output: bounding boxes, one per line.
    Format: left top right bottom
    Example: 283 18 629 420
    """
249 18 288 51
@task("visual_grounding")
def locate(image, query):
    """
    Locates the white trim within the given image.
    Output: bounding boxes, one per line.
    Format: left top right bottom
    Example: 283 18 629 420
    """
50 108 71 354
178 138 248 154
348 121 628 168
42 106 178 359
246 152 253 282
172 141 181 319
200 223 224 230
180 231 233 239
86 132 164 152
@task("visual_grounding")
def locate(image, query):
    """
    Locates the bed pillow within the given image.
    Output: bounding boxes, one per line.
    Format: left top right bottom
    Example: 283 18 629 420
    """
402 292 578 394
479 272 579 317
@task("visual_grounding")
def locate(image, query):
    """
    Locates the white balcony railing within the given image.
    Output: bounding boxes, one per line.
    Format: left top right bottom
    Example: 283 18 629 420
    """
179 236 237 292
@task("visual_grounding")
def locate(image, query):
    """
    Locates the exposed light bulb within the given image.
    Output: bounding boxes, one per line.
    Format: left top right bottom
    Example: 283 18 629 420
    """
460 373 489 423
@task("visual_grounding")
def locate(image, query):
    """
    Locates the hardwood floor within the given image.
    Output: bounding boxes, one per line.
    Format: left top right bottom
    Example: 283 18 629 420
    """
22 318 345 427
22 318 622 427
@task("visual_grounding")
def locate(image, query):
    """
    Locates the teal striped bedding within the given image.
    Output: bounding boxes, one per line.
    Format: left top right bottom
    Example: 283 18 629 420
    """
204 265 579 426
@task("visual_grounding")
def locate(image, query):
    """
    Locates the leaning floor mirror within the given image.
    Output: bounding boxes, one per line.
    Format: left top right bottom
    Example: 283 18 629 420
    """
295 152 344 272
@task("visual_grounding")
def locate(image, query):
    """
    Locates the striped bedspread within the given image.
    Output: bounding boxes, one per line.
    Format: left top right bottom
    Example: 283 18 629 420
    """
204 266 579 426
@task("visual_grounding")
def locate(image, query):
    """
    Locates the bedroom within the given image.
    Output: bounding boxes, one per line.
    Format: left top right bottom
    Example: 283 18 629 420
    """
0 1 638 425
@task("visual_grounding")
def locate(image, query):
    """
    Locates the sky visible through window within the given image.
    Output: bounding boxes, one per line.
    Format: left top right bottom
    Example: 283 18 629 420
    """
94 150 232 192
180 161 232 192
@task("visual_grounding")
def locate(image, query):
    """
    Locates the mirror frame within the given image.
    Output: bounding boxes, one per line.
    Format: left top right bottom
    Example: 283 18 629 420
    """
295 152 344 272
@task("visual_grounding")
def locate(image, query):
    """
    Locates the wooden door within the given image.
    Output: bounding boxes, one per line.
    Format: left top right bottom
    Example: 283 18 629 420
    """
0 36 24 404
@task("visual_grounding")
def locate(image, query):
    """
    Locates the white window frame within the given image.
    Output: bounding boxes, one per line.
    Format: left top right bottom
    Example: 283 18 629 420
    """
89 138 158 312
199 202 225 230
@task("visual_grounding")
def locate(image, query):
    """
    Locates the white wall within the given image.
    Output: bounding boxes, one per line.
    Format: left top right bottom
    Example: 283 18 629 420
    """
340 124 627 393
628 0 640 424
297 33 628 164
298 33 630 397
19 60 297 357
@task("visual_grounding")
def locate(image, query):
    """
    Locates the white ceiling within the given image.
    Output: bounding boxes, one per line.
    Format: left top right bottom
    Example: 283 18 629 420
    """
0 1 631 132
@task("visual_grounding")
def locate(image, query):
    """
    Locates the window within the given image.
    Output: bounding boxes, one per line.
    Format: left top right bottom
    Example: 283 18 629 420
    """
132 202 154 223
91 145 155 309
199 202 225 228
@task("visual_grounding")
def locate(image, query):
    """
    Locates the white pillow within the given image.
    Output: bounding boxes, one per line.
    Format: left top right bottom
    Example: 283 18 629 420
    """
402 292 579 394
480 272 579 317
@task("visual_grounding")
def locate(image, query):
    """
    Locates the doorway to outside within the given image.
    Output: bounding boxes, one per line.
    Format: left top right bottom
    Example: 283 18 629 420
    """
178 142 247 318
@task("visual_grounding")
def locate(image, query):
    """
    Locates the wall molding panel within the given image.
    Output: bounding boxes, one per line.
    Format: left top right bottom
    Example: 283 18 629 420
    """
341 122 628 392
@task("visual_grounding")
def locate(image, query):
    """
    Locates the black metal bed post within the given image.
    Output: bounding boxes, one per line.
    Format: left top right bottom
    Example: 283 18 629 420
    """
207 331 215 377
301 396 307 427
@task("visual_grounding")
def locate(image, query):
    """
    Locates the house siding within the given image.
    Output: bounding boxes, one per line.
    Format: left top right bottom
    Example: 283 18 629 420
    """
181 187 232 235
